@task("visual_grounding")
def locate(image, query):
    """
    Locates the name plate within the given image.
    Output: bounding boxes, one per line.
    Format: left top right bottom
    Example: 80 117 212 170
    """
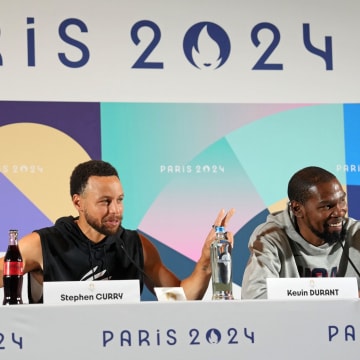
43 280 140 305
267 277 358 300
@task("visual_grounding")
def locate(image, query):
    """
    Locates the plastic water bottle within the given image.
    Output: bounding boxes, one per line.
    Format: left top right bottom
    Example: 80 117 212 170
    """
210 226 234 300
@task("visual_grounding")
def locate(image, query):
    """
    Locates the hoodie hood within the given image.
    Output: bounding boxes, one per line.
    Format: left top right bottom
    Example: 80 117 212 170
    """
266 207 347 256
54 216 124 249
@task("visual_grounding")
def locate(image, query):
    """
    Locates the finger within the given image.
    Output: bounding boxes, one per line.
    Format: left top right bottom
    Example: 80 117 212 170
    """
212 208 226 228
221 208 235 227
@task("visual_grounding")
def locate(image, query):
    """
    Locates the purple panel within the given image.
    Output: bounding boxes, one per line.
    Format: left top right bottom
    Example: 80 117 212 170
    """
347 185 360 219
0 101 101 159
0 173 53 251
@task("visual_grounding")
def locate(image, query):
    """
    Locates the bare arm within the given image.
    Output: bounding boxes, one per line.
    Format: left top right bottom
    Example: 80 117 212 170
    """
140 234 181 293
180 208 235 300
141 208 235 300
0 232 43 287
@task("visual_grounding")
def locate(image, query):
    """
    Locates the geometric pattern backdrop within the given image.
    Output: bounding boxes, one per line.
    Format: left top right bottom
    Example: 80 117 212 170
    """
1 101 360 299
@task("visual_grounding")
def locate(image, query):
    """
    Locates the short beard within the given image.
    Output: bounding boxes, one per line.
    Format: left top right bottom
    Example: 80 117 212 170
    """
84 210 121 236
310 223 346 245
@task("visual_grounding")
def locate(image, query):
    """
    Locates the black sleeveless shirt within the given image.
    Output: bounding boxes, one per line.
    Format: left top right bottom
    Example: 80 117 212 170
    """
31 216 145 300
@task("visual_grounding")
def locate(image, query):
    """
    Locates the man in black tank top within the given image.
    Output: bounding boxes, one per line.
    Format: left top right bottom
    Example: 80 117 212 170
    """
0 160 235 303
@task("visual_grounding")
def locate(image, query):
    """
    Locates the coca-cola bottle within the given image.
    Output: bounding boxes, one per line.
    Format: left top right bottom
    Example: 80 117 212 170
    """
3 230 23 305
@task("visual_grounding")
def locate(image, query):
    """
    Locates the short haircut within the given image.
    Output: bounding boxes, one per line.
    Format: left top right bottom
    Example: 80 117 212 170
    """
70 160 119 197
287 166 336 204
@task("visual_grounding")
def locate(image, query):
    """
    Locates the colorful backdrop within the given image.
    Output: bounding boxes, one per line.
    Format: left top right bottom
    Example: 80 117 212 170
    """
1 1 360 300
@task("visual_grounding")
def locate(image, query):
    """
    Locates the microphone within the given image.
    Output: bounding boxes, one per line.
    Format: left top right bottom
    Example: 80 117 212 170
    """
119 241 158 289
337 220 360 277
339 239 360 277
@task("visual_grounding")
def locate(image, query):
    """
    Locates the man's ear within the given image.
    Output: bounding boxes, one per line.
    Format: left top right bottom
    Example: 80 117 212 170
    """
290 200 303 217
72 194 81 210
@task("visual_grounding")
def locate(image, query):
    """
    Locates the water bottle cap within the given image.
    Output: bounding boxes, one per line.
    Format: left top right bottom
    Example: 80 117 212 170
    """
215 226 225 233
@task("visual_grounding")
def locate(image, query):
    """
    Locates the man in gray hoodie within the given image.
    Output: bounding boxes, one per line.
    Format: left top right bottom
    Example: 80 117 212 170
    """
241 166 360 299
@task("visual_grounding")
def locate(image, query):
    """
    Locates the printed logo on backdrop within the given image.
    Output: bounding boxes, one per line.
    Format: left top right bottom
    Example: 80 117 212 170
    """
131 21 332 71
183 22 231 70
102 325 255 348
1 17 333 71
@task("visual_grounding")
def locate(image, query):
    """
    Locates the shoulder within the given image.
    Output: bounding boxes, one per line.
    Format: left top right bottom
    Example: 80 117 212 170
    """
19 231 41 245
137 232 161 263
35 226 58 236
121 227 141 239
34 224 65 248
138 232 155 248
249 211 295 250
119 228 151 245
18 231 43 271
345 217 360 239
346 217 360 229
251 211 289 241
118 228 143 250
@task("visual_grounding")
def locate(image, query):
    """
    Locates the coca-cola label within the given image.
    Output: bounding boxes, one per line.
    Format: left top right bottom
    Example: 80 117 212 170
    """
3 261 23 276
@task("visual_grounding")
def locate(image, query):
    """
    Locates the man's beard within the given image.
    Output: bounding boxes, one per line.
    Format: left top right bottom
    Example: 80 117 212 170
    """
84 210 121 236
309 222 346 245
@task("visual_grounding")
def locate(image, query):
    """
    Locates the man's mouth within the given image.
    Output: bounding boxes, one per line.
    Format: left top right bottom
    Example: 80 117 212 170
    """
105 218 120 227
328 221 343 231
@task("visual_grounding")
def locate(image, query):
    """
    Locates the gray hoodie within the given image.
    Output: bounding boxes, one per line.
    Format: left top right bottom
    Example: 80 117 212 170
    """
241 207 360 299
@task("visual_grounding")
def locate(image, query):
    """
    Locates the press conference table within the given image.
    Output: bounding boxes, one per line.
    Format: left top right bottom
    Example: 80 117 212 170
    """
1 299 359 359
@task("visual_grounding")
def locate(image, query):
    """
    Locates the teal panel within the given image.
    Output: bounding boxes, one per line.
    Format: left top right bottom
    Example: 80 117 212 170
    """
226 104 345 206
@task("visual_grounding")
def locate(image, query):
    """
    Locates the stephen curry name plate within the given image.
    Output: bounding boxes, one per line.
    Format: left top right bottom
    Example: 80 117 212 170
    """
43 280 140 305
